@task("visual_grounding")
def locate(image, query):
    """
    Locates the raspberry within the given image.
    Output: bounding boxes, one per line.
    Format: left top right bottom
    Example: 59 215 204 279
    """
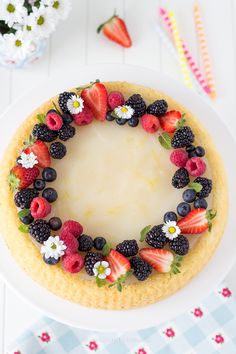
186 157 206 177
62 220 83 238
170 149 188 168
63 253 84 273
73 104 93 125
141 114 160 133
30 197 51 219
46 111 63 130
60 229 79 256
108 91 124 110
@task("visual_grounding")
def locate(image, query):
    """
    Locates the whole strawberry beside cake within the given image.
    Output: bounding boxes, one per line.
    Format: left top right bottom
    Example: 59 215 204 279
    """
0 81 227 309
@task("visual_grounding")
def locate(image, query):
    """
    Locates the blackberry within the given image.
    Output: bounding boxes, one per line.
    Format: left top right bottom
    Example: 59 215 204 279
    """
130 256 152 281
84 252 103 276
78 234 94 252
171 126 195 148
145 225 168 248
194 177 212 198
29 219 50 244
50 142 67 159
116 240 139 257
169 235 189 256
58 91 73 113
172 168 190 189
32 123 58 142
146 99 168 116
58 124 76 141
125 94 146 117
94 237 106 250
14 188 39 209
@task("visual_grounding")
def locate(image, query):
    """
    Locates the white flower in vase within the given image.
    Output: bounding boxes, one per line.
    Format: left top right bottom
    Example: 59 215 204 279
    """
29 5 57 39
42 0 72 20
0 0 27 27
3 30 32 61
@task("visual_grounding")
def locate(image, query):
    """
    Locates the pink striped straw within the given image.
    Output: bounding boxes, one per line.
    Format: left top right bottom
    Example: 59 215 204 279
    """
159 7 211 95
193 3 216 98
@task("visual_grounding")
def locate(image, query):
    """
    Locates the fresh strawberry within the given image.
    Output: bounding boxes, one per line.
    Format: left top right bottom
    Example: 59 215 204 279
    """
159 111 182 133
139 248 176 273
97 14 132 48
106 249 131 283
177 208 216 234
24 140 51 168
81 81 108 121
8 165 39 191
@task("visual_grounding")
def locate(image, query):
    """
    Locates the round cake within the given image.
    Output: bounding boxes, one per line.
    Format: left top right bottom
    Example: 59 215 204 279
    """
0 81 228 309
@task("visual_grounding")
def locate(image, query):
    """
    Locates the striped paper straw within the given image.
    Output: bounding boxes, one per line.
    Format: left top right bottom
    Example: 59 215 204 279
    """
193 3 216 98
168 11 193 89
159 7 211 95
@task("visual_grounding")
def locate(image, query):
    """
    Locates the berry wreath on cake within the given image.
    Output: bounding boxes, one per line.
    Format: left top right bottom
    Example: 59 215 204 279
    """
0 81 228 309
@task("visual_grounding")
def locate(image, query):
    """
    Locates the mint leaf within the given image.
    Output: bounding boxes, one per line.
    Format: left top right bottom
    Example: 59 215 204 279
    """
18 224 29 233
18 209 30 218
140 225 152 242
96 276 106 288
102 243 111 256
188 182 203 193
37 113 46 124
158 132 172 150
117 283 122 292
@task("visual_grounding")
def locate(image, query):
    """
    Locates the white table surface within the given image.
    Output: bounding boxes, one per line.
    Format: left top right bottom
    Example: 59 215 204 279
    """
1 0 236 351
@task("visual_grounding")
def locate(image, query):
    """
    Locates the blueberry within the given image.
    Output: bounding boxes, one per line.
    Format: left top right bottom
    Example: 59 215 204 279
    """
182 189 196 203
48 217 62 231
177 202 191 217
194 198 208 209
43 255 60 265
163 211 178 223
94 237 106 250
186 145 195 153
34 179 46 191
116 118 127 125
42 188 58 203
188 150 198 158
128 117 139 127
106 111 115 121
195 146 205 157
20 213 34 225
62 113 73 125
42 167 57 182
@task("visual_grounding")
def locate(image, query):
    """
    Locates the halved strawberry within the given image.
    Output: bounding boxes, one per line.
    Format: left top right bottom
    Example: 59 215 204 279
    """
8 165 39 191
24 140 51 168
97 14 132 48
159 110 182 133
139 248 176 273
81 81 108 121
177 208 217 234
106 249 131 283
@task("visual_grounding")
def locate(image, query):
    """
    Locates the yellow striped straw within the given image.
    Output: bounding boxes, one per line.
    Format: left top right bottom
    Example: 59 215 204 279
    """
193 3 216 98
168 11 193 89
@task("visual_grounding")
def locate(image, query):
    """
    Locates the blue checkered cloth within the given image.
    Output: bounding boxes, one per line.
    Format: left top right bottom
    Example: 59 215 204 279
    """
7 283 236 354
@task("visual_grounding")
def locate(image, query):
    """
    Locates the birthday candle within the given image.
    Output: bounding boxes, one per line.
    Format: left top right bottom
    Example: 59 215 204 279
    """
193 3 216 98
168 11 193 89
159 7 211 95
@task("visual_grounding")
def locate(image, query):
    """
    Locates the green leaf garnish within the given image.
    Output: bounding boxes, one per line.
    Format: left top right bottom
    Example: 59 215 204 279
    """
140 225 152 242
102 243 111 256
96 276 106 288
18 209 30 218
207 209 217 232
188 182 203 193
108 269 133 292
52 101 61 114
158 132 172 150
37 113 46 124
23 134 36 149
18 224 29 233
170 255 183 275
176 113 186 130
110 111 119 119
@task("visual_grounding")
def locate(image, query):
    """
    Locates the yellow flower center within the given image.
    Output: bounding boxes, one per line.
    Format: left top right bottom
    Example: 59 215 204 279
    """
51 243 57 250
168 226 176 234
73 101 80 108
26 25 32 31
15 39 22 47
53 1 60 9
121 107 128 113
37 16 45 26
98 265 105 274
7 3 15 13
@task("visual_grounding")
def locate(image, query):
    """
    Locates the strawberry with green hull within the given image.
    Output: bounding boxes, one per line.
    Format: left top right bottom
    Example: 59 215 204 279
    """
97 13 132 48
177 208 217 234
80 81 108 121
8 165 39 191
24 139 51 168
139 248 182 274
106 249 132 291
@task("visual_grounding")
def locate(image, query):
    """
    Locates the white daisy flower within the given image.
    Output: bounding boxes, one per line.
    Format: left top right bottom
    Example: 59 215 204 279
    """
67 95 84 114
0 0 26 27
29 5 56 39
41 236 67 260
114 105 134 119
162 221 181 240
3 30 32 61
93 261 111 280
42 0 72 20
18 151 38 169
